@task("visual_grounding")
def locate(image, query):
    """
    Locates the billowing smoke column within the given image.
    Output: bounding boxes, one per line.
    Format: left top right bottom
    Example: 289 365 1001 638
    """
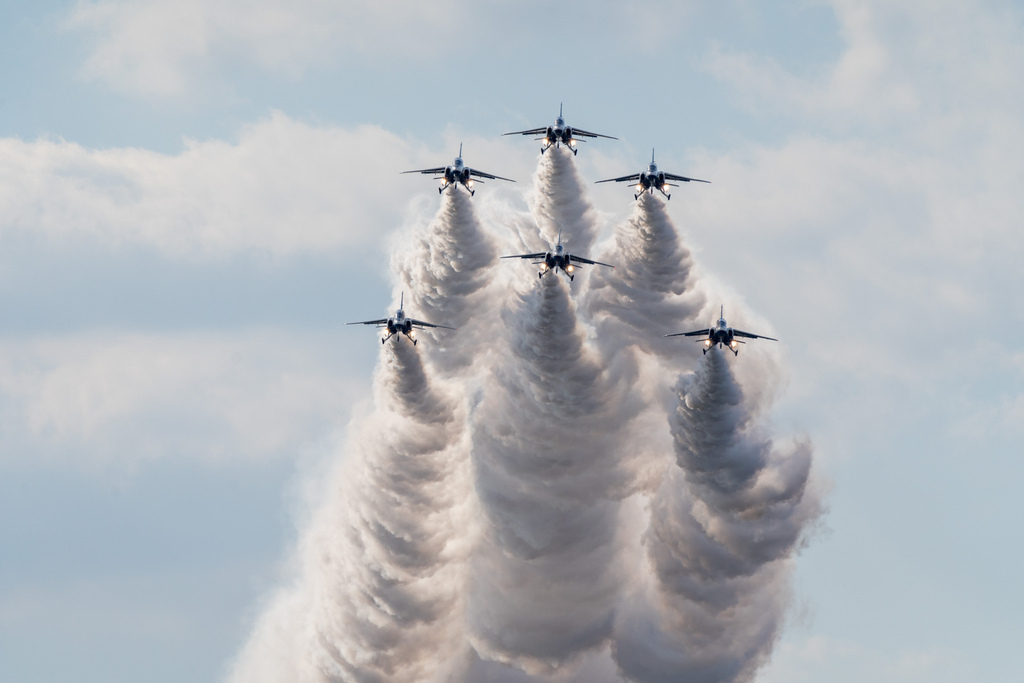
529 147 600 249
465 273 640 674
585 192 705 360
305 341 470 682
612 350 820 683
230 341 472 683
392 188 499 374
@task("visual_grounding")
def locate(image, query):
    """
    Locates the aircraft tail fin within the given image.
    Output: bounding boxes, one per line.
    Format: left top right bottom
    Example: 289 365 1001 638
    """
458 142 462 159
401 291 405 311
559 102 563 118
652 148 656 164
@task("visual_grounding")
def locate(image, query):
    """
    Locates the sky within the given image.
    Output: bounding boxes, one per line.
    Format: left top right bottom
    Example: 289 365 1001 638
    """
1 1 1023 681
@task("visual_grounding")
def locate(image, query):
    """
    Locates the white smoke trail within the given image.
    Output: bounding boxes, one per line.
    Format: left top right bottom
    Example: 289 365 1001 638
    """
578 190 711 516
392 188 500 375
611 349 822 683
231 340 472 683
528 147 600 250
584 192 706 361
465 274 641 675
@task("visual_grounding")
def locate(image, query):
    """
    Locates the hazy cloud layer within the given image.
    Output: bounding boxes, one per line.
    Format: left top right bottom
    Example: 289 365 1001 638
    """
63 0 701 99
0 330 358 465
0 115 417 257
65 0 460 97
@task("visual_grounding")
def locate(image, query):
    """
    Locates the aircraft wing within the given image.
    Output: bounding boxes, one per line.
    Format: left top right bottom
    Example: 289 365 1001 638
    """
732 329 778 341
347 318 388 326
572 128 618 140
503 127 547 136
401 166 447 175
595 173 642 184
408 318 456 330
469 168 515 182
662 172 711 184
568 254 614 268
501 253 548 260
664 328 711 338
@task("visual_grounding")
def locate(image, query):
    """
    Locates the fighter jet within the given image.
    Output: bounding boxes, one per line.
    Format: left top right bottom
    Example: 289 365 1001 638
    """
595 149 709 200
503 104 617 156
402 144 515 196
347 293 455 345
501 229 614 282
665 306 777 356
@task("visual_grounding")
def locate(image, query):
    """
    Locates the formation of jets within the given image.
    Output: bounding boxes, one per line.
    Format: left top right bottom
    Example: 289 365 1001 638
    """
402 106 708 203
362 106 777 355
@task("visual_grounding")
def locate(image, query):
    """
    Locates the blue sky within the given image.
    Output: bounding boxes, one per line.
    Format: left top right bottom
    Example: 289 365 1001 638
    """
2 1 1023 681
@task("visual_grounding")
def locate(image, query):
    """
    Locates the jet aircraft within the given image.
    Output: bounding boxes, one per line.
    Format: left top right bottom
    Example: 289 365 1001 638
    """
665 306 777 356
501 229 614 282
595 149 709 200
503 104 617 156
402 144 514 196
347 293 455 345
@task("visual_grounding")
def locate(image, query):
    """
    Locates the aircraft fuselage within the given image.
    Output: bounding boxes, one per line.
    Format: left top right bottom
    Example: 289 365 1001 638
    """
635 164 671 197
383 312 417 343
541 117 580 154
440 158 476 194
536 245 579 281
702 319 740 355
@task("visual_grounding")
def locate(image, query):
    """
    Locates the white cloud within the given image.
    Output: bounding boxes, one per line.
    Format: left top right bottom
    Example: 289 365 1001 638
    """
64 0 460 97
0 114 425 258
706 0 1024 136
61 0 708 100
0 330 365 465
